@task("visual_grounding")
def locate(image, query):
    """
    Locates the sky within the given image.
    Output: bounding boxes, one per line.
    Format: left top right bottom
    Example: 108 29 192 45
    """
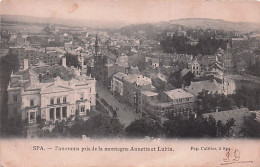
1 0 260 24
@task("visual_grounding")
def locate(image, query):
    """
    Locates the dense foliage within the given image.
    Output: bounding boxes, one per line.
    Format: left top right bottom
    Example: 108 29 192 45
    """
0 54 20 135
58 53 80 68
196 90 236 115
163 115 235 138
240 115 260 138
125 119 163 138
168 70 195 88
160 36 228 55
247 59 260 77
69 114 125 138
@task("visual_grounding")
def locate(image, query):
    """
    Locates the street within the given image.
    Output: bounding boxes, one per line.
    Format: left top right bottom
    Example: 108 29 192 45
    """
96 83 139 126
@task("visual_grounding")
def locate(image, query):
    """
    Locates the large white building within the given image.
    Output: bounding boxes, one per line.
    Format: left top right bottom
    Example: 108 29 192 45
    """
7 58 96 124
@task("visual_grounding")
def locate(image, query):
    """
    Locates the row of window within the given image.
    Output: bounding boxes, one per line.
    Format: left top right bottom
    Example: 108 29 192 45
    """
173 98 191 103
50 97 67 105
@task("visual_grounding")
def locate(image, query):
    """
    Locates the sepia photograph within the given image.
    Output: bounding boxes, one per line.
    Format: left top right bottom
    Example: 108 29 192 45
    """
0 0 260 166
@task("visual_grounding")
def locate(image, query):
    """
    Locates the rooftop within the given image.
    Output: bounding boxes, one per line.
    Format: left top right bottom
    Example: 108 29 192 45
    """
9 64 94 90
165 89 193 100
186 79 223 95
142 91 158 97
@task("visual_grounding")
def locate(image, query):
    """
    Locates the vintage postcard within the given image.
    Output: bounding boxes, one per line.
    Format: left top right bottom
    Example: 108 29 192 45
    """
0 0 260 166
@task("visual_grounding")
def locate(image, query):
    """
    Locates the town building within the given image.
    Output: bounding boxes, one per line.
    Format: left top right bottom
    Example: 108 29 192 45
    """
9 47 62 68
190 58 201 76
7 58 96 125
141 89 195 119
111 72 154 111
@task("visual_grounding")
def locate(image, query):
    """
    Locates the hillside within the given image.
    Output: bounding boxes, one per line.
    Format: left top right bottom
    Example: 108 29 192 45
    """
162 18 260 32
0 15 129 29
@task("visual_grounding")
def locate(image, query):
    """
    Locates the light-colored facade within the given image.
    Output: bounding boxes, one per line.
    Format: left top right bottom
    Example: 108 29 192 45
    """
111 72 127 96
190 59 201 76
141 89 195 118
7 59 96 124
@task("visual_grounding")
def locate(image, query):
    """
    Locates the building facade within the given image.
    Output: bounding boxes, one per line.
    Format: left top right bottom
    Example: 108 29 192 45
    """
9 47 61 68
7 58 96 124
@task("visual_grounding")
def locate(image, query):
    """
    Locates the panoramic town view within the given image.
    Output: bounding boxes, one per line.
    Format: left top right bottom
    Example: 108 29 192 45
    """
1 2 260 139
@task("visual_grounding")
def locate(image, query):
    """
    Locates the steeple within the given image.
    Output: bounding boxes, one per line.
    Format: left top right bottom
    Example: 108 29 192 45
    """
95 29 100 56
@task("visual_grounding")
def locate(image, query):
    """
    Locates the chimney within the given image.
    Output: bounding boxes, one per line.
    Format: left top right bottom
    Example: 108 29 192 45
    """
62 57 66 67
24 59 29 70
181 84 184 89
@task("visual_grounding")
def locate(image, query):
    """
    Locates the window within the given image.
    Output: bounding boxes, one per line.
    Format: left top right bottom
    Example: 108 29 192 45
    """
81 106 85 112
63 97 67 103
13 95 17 102
186 98 190 102
90 88 92 93
57 97 60 104
30 99 34 107
50 98 54 105
80 93 84 100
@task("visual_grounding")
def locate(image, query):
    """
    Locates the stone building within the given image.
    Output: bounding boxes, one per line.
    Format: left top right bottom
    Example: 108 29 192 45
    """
9 47 61 68
7 58 96 125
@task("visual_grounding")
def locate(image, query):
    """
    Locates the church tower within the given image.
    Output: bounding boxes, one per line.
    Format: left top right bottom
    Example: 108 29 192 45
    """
94 31 101 56
93 30 105 81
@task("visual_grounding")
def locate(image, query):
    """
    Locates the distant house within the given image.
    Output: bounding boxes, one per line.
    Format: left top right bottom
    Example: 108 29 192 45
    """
231 38 248 49
205 62 224 80
190 58 201 76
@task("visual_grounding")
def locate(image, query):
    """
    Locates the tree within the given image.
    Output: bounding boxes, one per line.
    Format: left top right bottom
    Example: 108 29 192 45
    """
168 71 184 88
163 114 236 138
58 53 80 68
125 118 163 138
4 117 27 137
0 54 20 135
240 115 260 138
69 114 125 138
230 87 260 110
196 90 235 115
